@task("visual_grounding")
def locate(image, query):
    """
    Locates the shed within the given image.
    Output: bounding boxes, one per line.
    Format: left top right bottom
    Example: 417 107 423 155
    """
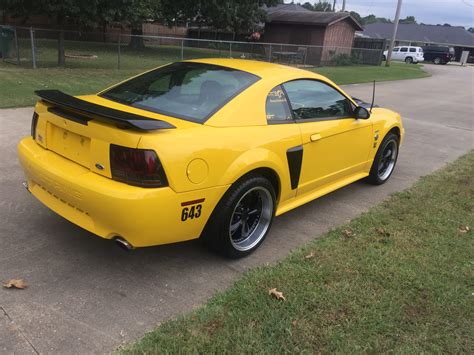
264 4 363 65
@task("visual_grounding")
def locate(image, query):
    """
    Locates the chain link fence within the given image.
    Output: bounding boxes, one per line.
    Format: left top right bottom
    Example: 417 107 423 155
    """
1 26 384 70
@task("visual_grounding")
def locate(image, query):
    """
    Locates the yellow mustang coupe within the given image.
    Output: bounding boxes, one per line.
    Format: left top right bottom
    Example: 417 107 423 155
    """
18 58 404 258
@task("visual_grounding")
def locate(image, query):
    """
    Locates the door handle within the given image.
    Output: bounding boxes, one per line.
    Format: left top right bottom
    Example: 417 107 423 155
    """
310 133 322 142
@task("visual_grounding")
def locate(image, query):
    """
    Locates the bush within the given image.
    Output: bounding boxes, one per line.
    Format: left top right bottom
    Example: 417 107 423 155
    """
332 53 352 66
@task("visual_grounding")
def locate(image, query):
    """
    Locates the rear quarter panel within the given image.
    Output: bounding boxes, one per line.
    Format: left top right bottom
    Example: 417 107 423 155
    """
137 123 302 204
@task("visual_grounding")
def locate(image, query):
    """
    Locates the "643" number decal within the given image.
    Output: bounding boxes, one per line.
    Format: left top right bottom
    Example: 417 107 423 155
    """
181 204 202 221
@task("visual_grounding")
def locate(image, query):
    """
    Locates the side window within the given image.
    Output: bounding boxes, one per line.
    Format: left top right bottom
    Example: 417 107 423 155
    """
409 48 416 52
393 47 399 52
400 47 408 52
282 80 352 121
266 85 293 122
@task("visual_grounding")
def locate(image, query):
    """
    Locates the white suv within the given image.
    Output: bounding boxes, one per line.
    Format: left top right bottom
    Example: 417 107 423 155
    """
383 46 424 64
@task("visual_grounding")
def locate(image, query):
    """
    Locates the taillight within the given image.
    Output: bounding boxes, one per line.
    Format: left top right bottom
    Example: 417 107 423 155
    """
31 112 39 139
110 144 168 188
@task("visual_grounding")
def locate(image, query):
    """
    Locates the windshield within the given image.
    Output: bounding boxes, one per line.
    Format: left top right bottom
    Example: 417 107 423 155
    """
100 62 259 122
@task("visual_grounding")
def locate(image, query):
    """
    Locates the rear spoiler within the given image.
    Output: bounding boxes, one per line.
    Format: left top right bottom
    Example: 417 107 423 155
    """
35 90 176 131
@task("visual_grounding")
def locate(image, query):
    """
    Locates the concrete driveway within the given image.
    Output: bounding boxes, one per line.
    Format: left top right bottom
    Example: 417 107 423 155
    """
1 64 473 354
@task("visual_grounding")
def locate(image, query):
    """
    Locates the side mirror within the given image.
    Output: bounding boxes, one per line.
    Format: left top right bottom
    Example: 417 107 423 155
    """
354 106 371 120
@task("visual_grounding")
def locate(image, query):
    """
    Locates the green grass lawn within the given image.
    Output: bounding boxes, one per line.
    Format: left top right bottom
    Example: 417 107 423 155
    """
0 62 429 109
312 62 431 85
122 151 473 354
0 38 429 108
0 67 142 108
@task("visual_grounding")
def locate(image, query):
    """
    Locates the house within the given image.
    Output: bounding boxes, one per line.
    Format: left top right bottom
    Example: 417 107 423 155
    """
360 23 474 61
263 3 363 65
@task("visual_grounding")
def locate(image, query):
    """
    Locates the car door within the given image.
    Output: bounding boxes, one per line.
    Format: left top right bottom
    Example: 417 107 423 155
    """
391 47 400 60
399 47 408 60
282 79 373 196
264 85 304 201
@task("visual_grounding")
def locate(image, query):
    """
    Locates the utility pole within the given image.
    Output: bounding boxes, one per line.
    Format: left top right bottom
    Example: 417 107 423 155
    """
385 0 403 67
332 0 337 12
342 0 346 12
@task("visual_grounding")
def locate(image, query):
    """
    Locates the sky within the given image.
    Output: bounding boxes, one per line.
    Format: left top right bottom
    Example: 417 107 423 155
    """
302 0 474 28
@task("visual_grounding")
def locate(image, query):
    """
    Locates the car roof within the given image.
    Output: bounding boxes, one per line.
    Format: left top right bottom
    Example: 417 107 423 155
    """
187 58 317 80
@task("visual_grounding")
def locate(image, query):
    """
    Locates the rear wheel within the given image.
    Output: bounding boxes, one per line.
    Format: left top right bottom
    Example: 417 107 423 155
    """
433 57 441 65
367 133 399 185
202 174 276 258
405 57 413 64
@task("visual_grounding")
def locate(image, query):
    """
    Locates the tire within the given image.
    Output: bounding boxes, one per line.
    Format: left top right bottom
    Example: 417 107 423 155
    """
433 57 441 65
367 132 400 185
201 174 276 258
405 57 413 64
382 55 386 61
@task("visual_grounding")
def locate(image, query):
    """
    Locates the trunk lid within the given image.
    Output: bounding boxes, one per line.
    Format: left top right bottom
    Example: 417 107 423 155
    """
33 94 192 179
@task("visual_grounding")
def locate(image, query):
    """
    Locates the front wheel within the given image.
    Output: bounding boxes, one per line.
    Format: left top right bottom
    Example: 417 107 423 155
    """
367 133 400 185
201 175 276 258
405 57 413 64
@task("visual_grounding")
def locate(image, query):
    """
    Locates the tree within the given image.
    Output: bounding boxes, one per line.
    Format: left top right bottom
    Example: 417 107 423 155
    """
301 2 314 11
362 14 377 25
112 0 161 49
314 1 333 11
160 0 279 37
349 11 362 25
362 14 392 25
299 1 333 12
399 15 416 24
1 0 99 66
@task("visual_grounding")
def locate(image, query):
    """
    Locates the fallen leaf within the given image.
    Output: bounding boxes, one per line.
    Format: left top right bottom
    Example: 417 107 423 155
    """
375 227 391 237
203 320 222 336
268 288 286 301
342 229 356 238
304 251 315 259
458 225 471 234
3 279 27 289
292 320 298 327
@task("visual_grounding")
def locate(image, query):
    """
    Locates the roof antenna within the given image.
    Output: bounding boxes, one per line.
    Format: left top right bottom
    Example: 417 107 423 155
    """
369 80 376 113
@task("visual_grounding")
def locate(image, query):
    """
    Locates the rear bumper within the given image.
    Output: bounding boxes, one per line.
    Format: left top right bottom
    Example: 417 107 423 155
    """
18 137 228 247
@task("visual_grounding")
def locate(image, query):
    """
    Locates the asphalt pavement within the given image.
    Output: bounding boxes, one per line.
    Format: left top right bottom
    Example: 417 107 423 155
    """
1 63 473 353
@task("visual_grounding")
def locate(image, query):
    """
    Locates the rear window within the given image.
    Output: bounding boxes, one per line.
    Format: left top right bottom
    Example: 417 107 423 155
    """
100 62 259 122
409 48 416 52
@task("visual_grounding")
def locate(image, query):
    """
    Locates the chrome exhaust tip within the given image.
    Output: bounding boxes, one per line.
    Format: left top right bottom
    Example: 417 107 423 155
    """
114 237 134 252
22 181 30 192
